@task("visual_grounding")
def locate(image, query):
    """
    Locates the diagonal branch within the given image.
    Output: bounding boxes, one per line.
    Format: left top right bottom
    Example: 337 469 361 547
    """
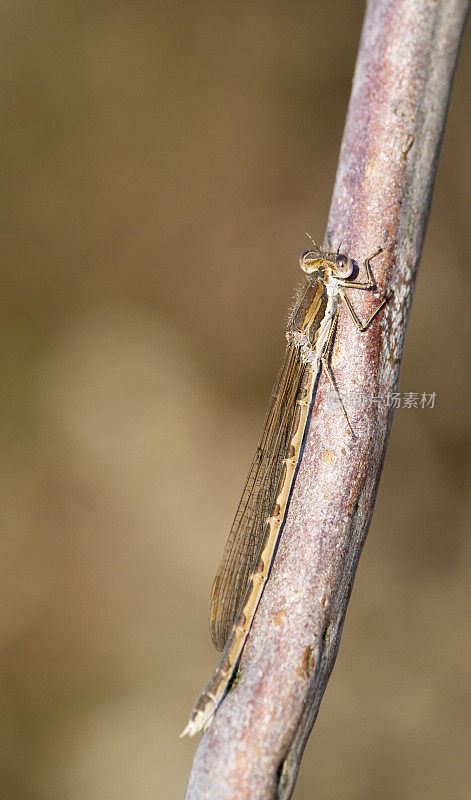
184 1 469 798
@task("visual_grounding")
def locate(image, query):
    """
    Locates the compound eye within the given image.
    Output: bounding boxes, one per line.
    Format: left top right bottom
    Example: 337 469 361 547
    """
336 254 353 278
299 250 319 273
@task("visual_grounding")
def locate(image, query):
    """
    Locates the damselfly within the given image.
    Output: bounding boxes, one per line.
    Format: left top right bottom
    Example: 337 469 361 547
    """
181 241 393 737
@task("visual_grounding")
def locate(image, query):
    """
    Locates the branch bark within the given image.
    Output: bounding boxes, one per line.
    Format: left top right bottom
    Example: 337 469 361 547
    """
184 1 469 798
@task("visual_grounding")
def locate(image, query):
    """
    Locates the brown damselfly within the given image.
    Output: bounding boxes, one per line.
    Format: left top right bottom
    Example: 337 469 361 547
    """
181 241 393 737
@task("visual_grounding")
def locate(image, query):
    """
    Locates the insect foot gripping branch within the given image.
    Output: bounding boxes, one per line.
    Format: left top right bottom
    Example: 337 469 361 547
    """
181 242 393 737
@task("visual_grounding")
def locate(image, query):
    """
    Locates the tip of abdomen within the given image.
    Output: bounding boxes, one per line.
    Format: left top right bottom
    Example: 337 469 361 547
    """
179 698 216 738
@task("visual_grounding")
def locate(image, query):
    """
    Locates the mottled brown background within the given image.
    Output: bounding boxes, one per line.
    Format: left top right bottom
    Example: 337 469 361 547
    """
2 2 470 799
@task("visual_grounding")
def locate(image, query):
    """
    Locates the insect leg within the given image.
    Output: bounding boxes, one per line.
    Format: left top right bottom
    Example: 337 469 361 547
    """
320 309 356 438
339 288 393 332
338 246 382 289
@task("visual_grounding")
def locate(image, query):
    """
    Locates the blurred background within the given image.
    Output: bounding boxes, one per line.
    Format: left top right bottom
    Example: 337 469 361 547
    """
1 2 470 799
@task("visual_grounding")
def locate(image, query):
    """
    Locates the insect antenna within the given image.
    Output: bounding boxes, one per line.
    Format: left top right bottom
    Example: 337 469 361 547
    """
304 232 318 249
